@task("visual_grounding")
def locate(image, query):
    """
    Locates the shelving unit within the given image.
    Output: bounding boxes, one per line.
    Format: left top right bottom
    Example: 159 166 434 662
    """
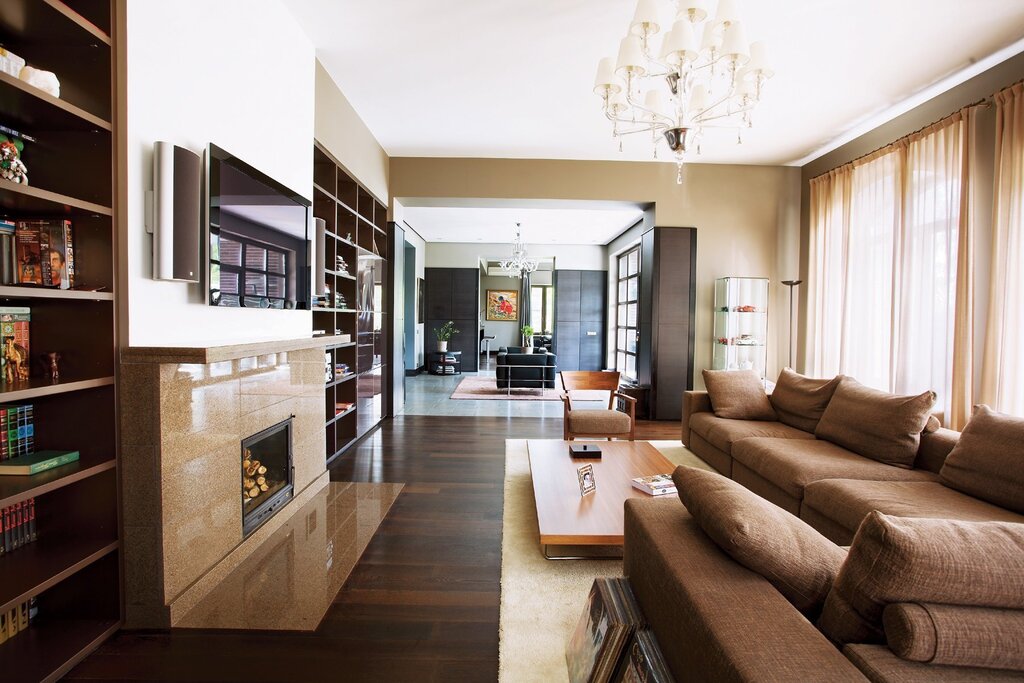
0 0 121 679
712 276 769 379
312 142 389 465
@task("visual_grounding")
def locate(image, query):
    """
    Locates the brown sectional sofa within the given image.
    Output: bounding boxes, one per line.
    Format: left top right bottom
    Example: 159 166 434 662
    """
681 389 1024 543
621 377 1024 682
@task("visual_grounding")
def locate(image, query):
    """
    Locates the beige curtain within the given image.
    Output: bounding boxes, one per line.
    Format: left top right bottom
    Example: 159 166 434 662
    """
807 112 974 425
979 83 1024 417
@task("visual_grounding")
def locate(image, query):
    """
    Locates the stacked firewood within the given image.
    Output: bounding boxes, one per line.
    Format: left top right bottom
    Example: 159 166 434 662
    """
242 448 270 501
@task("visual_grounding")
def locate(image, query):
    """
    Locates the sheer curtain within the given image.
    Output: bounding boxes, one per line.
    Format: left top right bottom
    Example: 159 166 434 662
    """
807 112 970 423
980 83 1024 416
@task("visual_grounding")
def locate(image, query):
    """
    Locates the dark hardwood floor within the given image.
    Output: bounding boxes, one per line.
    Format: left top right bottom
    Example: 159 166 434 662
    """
67 415 679 682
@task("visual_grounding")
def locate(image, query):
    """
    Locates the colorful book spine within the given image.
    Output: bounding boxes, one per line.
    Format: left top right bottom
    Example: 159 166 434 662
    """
0 308 30 384
13 221 50 286
0 404 33 457
0 406 8 461
43 219 74 289
0 498 37 554
0 219 14 286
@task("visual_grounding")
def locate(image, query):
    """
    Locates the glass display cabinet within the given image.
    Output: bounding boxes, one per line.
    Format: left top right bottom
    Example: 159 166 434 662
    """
712 277 769 379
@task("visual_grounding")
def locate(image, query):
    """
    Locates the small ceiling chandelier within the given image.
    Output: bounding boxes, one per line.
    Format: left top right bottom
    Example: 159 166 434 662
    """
594 0 773 184
499 223 538 278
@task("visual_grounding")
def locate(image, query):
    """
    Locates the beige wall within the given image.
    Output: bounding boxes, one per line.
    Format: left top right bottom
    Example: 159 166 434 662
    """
391 158 801 388
314 61 389 203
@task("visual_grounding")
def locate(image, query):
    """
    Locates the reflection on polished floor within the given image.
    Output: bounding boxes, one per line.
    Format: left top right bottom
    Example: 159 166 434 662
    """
400 354 567 419
176 481 403 631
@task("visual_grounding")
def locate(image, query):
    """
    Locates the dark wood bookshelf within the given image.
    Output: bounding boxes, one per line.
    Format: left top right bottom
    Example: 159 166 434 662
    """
0 0 121 677
313 141 389 464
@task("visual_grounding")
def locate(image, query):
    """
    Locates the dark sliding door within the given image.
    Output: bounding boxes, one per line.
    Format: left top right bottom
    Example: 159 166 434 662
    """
553 269 607 372
425 267 480 372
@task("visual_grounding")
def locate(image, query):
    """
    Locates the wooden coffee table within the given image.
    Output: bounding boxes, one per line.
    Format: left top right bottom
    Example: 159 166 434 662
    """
527 440 676 559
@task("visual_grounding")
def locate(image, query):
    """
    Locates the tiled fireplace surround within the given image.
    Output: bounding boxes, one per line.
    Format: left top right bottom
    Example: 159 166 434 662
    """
120 338 338 628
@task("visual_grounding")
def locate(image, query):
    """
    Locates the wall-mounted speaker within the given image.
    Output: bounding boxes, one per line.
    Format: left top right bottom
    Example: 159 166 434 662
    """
314 217 327 296
145 141 201 282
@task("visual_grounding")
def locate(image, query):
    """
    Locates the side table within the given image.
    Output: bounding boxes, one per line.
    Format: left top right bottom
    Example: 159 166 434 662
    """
429 351 463 375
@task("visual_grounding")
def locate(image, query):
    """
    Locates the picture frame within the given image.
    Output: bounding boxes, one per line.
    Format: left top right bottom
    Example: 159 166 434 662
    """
486 289 518 321
577 463 596 497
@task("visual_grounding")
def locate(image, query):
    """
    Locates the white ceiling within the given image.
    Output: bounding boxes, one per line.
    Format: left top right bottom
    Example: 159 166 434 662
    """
402 205 644 244
286 0 1024 166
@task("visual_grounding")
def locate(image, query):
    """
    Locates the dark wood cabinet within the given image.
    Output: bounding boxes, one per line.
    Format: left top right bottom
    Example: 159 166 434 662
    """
637 227 697 420
0 1 122 679
425 268 479 372
312 142 390 465
553 270 607 371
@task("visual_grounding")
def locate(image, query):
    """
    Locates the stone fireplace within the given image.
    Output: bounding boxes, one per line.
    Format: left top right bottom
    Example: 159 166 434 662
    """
119 336 339 628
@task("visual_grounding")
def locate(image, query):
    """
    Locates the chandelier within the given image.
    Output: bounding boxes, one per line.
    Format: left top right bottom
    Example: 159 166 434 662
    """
499 223 538 278
594 0 773 183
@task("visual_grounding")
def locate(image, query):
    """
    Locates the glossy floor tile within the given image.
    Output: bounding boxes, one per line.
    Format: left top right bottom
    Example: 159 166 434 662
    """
399 355 567 419
175 481 403 631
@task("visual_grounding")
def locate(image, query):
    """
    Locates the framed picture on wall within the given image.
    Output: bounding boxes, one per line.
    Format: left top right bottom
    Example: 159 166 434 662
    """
417 277 425 324
486 289 518 321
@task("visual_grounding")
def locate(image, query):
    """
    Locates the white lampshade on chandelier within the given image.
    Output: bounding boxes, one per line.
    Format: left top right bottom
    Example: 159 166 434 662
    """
500 223 538 278
595 0 773 183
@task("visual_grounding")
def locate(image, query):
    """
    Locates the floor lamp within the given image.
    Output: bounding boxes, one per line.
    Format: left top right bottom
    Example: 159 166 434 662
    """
781 280 803 370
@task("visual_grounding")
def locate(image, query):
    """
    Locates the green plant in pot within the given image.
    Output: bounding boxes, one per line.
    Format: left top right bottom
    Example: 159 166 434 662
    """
521 324 534 353
434 321 459 352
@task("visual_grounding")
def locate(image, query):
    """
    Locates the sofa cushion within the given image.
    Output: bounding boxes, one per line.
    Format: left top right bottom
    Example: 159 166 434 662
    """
769 369 842 433
673 466 846 615
731 438 937 502
815 377 935 468
802 480 1024 541
702 369 777 421
940 405 1024 514
844 644 1024 683
623 499 868 683
688 412 814 455
883 602 1024 670
567 409 630 435
818 512 1024 646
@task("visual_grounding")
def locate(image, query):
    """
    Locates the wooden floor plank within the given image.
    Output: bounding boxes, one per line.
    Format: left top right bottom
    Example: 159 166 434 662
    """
67 414 679 681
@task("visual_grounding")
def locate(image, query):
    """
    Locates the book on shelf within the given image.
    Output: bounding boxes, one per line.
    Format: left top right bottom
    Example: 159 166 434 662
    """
43 219 74 289
0 449 78 476
612 630 674 683
0 498 38 554
13 220 50 286
0 403 33 458
0 307 30 385
630 474 677 497
0 219 14 285
566 578 645 683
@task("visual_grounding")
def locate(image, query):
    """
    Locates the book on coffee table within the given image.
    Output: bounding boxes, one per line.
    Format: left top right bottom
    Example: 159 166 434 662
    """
566 578 645 683
630 474 676 496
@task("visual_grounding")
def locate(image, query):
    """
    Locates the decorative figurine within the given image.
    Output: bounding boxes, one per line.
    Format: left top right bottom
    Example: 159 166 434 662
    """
41 351 61 382
0 139 28 185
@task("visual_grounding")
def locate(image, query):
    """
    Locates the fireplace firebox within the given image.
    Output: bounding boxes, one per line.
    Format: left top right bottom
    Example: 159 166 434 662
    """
241 417 294 537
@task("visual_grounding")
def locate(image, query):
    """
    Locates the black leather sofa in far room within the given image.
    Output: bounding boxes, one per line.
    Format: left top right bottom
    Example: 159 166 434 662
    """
495 346 557 390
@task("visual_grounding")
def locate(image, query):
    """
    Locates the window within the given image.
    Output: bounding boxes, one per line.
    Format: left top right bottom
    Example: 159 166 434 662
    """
530 285 554 333
210 231 289 308
615 246 640 381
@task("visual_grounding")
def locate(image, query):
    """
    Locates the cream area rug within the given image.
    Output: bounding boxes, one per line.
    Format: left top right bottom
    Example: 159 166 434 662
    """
498 439 713 682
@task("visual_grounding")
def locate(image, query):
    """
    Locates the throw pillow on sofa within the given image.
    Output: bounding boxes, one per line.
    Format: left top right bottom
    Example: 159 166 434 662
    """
814 377 935 468
940 404 1024 514
817 512 1024 646
769 368 842 433
883 602 1024 671
701 369 777 421
672 465 845 615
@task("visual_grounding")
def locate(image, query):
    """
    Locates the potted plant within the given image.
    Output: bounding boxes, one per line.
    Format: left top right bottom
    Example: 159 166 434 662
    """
434 320 459 352
521 324 534 353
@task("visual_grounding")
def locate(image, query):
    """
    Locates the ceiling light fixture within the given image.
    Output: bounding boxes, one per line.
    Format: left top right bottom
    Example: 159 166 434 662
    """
499 223 538 278
594 0 773 184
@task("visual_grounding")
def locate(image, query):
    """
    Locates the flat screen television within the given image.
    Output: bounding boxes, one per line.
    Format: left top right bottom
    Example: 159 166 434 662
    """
206 143 311 309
